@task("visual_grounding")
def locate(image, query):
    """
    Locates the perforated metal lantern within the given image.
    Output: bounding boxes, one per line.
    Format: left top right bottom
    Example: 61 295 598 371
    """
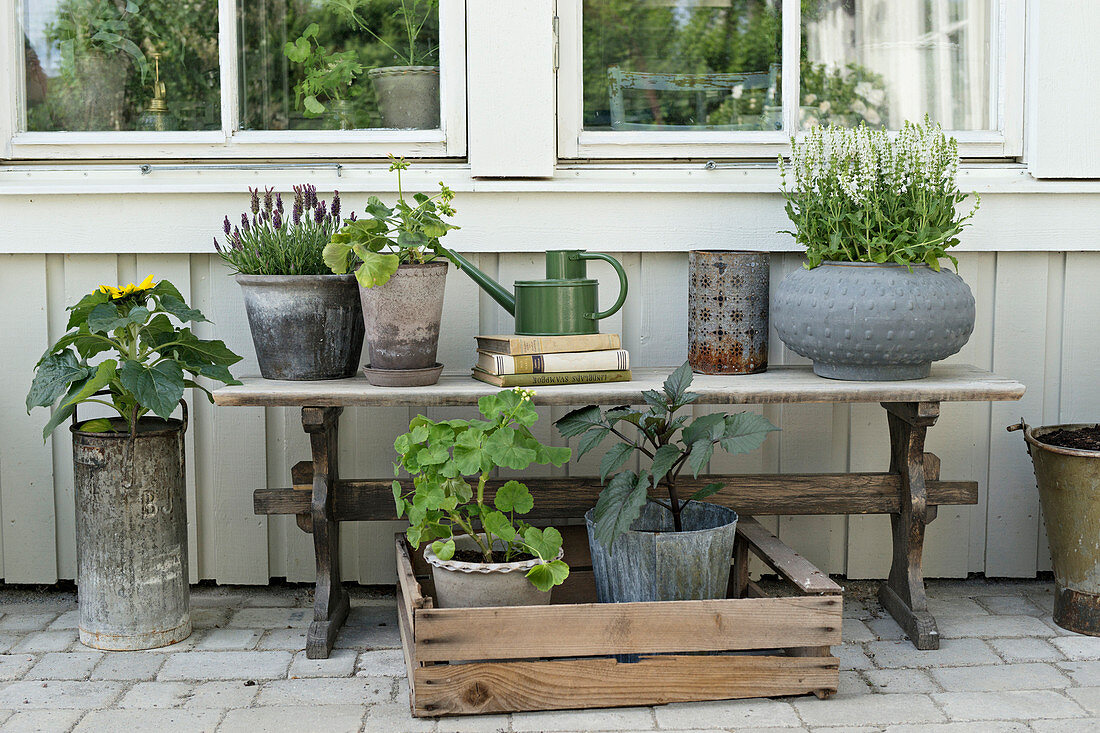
688 250 769 375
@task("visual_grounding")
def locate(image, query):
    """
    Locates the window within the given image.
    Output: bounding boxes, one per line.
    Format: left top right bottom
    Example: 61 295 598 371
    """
558 0 1023 159
5 0 464 158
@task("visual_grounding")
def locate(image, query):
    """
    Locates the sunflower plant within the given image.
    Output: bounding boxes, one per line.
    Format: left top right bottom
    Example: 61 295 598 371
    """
26 276 242 439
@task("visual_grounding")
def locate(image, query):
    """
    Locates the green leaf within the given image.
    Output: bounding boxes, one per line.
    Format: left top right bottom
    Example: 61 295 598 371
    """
161 330 242 367
118 359 184 419
196 363 240 386
522 526 563 560
662 361 694 405
682 412 726 447
156 295 208 324
149 280 184 302
452 437 487 475
392 480 404 515
687 439 714 477
481 510 516 542
27 351 90 411
641 389 667 413
553 405 604 438
494 480 533 514
599 441 634 483
79 418 114 433
718 412 780 455
60 359 118 411
353 251 401 288
430 539 455 561
543 445 572 466
303 95 325 115
591 471 649 551
322 241 354 274
416 444 449 465
483 426 537 470
648 443 682 487
87 302 128 333
689 482 725 502
526 560 569 592
576 427 610 460
365 196 393 219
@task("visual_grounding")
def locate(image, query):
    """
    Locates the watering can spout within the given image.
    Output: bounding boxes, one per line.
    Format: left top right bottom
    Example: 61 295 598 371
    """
443 249 517 316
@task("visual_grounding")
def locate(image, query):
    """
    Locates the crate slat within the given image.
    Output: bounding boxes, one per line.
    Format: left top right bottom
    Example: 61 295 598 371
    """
737 518 843 595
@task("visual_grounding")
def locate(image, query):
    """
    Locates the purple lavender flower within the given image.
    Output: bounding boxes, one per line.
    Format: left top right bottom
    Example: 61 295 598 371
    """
306 184 318 210
331 191 340 221
223 215 231 236
292 197 302 226
241 213 250 232
348 211 357 221
293 184 304 212
213 236 224 255
249 187 260 215
272 207 282 229
276 193 284 214
314 199 326 224
232 227 242 249
263 187 274 214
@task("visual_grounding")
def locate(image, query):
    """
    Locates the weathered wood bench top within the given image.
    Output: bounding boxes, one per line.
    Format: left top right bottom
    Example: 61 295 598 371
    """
213 363 1024 407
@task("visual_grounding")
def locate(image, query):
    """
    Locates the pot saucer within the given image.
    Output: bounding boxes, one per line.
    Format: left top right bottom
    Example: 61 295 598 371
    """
362 363 443 387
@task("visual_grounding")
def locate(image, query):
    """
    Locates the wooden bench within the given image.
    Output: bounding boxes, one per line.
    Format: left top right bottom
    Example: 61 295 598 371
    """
213 364 1024 658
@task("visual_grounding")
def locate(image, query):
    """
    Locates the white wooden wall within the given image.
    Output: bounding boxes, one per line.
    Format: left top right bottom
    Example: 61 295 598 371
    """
1 249 1095 585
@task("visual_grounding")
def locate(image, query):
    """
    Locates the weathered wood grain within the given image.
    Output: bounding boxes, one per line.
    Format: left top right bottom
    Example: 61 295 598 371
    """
214 364 1025 407
737 517 842 595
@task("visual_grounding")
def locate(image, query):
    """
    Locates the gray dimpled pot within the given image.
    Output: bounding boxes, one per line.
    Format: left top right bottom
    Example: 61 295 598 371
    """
772 261 976 381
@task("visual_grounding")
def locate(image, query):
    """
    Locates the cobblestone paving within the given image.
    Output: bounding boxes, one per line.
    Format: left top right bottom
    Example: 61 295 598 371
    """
0 578 1093 732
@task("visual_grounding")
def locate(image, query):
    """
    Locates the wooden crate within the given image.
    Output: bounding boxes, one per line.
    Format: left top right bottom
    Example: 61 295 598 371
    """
395 516 842 717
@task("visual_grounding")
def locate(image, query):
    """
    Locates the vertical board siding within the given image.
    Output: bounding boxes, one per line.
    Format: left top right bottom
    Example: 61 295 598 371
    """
0 251 1087 583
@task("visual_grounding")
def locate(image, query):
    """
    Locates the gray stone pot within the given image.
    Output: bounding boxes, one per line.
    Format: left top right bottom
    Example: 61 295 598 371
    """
359 261 447 374
424 534 559 608
368 66 440 129
586 502 739 603
772 261 975 381
236 274 365 381
72 416 191 650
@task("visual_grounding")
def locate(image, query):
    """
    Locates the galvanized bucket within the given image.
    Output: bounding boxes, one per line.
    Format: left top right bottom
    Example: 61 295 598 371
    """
72 403 191 650
688 250 769 375
1011 420 1100 635
586 502 738 603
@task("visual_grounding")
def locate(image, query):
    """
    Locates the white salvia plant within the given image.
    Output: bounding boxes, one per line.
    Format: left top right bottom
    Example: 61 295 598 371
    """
778 116 978 270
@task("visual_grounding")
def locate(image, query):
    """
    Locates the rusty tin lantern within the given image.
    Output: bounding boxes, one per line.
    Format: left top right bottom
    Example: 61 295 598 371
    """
688 250 769 375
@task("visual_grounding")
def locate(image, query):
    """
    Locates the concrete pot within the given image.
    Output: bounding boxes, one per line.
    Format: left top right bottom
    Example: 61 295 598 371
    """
772 261 975 381
358 261 447 378
72 415 191 650
586 502 739 603
236 274 364 380
368 66 440 129
424 534 559 608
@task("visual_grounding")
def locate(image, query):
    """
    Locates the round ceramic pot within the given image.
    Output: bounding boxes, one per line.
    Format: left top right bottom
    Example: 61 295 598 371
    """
358 261 447 377
236 274 365 381
368 66 440 129
586 502 739 603
72 415 191 650
772 261 975 381
423 534 561 608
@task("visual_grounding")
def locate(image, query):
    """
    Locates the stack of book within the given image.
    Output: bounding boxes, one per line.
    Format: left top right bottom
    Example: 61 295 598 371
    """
471 333 632 387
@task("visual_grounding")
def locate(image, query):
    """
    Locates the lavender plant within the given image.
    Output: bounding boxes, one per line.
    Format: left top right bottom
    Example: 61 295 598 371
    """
214 184 348 276
778 117 979 270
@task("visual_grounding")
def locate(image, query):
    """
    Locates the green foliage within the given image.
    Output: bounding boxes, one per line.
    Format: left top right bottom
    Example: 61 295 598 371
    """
555 362 778 551
27 277 242 440
798 61 889 128
392 388 571 592
778 117 980 270
323 156 458 288
283 23 364 119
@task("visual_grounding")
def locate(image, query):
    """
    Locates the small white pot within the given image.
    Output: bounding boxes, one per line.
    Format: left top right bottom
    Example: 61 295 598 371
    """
423 534 561 608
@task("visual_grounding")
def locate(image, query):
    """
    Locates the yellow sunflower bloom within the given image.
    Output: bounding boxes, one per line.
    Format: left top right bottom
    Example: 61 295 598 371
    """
99 275 156 300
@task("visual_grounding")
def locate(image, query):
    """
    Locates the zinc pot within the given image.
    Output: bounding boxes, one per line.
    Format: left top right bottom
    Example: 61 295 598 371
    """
772 261 975 381
586 502 739 603
236 274 364 381
1014 422 1100 635
359 261 447 379
72 412 190 650
423 534 559 608
688 250 769 375
368 66 440 129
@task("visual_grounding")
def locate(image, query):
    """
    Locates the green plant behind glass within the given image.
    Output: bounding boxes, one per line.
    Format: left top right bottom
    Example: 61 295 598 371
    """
392 388 572 592
555 363 778 551
327 0 439 66
283 23 364 118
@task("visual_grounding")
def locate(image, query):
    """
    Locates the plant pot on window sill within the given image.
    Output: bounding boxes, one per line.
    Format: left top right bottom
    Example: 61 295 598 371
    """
368 66 439 130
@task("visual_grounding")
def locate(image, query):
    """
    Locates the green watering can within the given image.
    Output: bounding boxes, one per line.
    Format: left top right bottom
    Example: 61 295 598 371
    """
443 249 629 336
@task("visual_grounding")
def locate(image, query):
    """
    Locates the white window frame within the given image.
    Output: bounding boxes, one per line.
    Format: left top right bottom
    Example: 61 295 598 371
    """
556 0 1024 160
0 0 467 159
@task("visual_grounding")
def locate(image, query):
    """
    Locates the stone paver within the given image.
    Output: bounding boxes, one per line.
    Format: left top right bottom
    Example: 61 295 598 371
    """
91 651 166 680
288 648 356 678
1050 635 1100 660
73 708 222 732
863 668 940 694
158 651 292 681
0 654 35 681
1030 719 1100 733
932 690 1087 721
218 706 364 732
1056 660 1100 686
227 608 310 629
988 636 1065 663
11 631 77 653
792 693 945 727
930 662 1071 692
0 634 22 654
0 614 57 632
254 678 392 707
355 648 405 677
0 710 85 732
515 705 656 731
841 618 876 643
24 652 102 680
654 699 799 729
256 629 308 651
938 614 1057 639
1066 686 1100 715
118 681 195 709
0 680 124 709
865 638 1000 669
193 629 262 651
976 595 1044 616
184 681 260 709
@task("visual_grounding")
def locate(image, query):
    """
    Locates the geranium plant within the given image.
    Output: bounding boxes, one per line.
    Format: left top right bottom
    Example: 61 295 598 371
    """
26 277 242 439
215 184 346 275
778 116 979 270
283 23 363 119
323 155 458 287
555 362 777 550
391 388 571 591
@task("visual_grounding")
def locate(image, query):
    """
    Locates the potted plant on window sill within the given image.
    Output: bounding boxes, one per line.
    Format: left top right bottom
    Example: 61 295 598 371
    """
555 362 778 603
216 184 365 381
323 156 459 386
392 388 572 607
772 117 979 381
26 277 242 649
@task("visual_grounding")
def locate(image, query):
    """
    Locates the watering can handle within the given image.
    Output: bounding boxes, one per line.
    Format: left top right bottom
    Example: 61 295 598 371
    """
576 252 628 321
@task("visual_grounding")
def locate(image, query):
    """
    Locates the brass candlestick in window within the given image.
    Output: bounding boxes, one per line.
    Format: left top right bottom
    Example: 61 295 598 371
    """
137 53 179 131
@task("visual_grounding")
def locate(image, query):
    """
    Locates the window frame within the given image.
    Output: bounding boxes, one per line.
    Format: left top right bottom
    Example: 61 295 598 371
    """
556 0 1024 161
0 0 467 160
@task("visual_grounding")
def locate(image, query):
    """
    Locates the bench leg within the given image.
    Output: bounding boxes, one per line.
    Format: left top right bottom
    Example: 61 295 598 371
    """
303 406 349 659
879 401 941 650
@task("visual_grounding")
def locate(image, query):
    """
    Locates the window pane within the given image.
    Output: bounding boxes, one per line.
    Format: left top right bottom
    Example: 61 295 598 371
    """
583 0 783 131
239 0 440 131
23 0 220 131
801 0 992 130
